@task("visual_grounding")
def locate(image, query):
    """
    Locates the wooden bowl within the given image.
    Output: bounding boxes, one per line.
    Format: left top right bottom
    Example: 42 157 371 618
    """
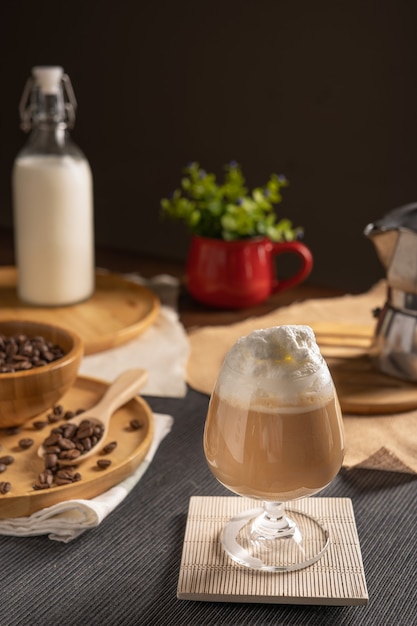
0 320 83 428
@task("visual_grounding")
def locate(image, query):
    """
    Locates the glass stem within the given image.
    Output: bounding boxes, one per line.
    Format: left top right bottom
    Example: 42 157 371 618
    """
251 501 296 540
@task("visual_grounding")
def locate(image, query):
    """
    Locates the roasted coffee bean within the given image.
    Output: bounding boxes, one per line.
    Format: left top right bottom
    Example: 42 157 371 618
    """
46 405 65 423
33 482 51 490
0 455 14 465
33 420 48 430
0 464 6 473
0 334 65 373
129 419 142 430
53 468 82 485
58 437 76 451
43 433 62 447
55 469 76 480
82 437 92 451
18 438 34 449
64 410 76 420
44 445 61 454
76 421 95 439
47 413 61 424
59 449 82 460
97 459 111 469
62 423 77 439
38 470 54 486
44 453 58 469
0 481 11 494
15 361 33 371
102 441 117 454
58 472 80 485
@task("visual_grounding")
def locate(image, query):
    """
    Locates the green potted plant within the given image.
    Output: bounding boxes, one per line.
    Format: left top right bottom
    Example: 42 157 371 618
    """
161 161 313 308
161 161 303 242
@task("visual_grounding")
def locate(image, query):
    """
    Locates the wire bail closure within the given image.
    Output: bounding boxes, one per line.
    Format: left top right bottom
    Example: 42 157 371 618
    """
18 72 77 132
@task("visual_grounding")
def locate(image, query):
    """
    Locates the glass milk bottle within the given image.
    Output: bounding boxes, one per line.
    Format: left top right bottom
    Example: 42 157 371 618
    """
12 66 95 306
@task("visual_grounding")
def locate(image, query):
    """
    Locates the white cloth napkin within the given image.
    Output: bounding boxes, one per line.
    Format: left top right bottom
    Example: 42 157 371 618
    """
0 413 173 543
79 274 189 398
79 306 189 397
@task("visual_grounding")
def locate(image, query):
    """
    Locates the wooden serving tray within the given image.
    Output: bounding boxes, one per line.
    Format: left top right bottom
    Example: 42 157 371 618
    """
0 267 160 355
328 354 417 415
0 376 154 518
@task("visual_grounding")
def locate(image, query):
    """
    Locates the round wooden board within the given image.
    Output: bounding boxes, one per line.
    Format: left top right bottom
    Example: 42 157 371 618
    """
0 375 154 518
0 266 160 355
328 355 417 415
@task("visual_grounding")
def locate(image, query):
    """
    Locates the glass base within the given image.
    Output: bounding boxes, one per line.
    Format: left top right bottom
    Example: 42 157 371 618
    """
221 503 330 572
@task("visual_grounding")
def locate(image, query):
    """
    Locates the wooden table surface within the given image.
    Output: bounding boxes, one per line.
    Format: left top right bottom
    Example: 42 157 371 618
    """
0 228 346 330
1 229 416 626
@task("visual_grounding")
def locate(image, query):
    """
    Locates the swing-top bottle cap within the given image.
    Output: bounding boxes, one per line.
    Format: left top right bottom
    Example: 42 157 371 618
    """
19 66 77 131
32 66 64 95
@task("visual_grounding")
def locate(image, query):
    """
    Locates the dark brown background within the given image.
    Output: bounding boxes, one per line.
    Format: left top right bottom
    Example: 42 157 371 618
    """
1 0 417 292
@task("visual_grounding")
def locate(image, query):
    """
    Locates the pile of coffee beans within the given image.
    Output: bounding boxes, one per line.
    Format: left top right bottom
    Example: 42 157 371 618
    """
42 419 105 463
32 417 105 489
35 404 123 487
34 467 82 490
0 334 65 373
0 401 143 494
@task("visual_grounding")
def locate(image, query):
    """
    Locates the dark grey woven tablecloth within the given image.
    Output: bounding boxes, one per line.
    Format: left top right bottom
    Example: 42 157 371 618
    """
0 387 416 626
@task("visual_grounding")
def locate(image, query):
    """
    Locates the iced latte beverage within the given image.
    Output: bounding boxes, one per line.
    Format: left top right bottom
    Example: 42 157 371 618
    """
204 325 344 502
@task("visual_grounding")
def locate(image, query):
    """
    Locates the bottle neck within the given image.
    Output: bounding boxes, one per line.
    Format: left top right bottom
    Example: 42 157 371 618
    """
26 124 69 153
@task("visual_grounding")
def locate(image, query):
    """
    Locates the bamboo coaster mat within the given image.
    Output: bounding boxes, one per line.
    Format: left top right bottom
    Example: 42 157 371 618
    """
177 496 368 606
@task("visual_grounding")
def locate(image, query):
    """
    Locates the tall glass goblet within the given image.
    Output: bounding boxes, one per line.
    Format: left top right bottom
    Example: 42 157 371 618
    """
204 325 344 572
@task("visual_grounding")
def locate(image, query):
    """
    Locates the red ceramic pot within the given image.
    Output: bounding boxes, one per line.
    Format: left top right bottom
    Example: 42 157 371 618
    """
186 235 313 308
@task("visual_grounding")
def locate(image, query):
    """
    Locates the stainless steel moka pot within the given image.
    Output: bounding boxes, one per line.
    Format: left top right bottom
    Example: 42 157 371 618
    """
364 202 417 381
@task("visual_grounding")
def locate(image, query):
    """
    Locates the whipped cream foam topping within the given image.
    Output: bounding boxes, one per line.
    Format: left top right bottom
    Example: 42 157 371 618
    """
220 325 334 410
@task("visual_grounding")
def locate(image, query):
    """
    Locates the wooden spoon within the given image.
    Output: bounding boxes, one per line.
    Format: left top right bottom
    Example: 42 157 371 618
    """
37 368 148 465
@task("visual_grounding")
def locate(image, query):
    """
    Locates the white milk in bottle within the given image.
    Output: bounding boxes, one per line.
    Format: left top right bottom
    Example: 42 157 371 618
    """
12 66 95 306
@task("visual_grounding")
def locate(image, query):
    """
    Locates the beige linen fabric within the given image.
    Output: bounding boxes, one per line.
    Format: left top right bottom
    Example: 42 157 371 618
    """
186 281 417 473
